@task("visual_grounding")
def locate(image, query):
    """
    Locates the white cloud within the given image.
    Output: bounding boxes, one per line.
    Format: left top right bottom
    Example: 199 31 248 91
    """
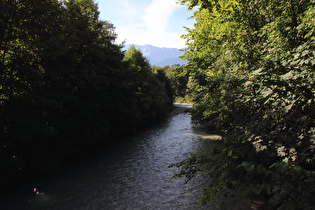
144 0 178 35
112 0 189 48
142 0 185 48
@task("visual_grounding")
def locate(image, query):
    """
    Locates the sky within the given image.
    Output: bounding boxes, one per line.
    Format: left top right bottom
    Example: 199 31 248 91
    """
97 0 195 49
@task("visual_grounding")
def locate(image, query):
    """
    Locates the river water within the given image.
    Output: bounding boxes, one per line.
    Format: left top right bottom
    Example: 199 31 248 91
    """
1 104 220 210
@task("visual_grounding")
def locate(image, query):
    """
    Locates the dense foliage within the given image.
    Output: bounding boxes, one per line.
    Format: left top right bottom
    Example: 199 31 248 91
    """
152 64 190 101
172 0 315 208
0 0 173 192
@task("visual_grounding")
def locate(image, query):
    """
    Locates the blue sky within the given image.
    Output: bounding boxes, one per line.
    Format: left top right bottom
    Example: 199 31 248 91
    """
97 0 195 48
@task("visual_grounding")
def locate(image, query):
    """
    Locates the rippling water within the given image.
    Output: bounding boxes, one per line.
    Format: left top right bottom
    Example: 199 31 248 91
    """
1 104 219 209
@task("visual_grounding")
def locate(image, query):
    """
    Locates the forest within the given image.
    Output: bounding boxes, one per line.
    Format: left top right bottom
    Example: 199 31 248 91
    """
1 0 314 208
171 0 315 209
0 0 179 192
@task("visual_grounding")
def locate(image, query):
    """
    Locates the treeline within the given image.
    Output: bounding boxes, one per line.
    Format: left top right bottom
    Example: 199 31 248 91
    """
172 0 314 209
152 64 191 102
0 0 173 192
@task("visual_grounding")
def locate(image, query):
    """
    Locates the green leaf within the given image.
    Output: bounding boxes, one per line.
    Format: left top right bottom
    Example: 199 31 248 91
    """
262 182 272 195
272 172 281 181
276 163 289 174
302 50 310 57
256 164 267 175
250 184 262 195
241 161 255 172
291 165 303 177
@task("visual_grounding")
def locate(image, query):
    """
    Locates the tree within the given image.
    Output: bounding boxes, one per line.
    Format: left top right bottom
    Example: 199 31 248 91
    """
172 0 315 208
123 46 173 122
0 0 173 193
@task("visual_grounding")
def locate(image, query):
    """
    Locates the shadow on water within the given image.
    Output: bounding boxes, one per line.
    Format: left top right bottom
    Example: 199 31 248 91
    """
0 104 221 210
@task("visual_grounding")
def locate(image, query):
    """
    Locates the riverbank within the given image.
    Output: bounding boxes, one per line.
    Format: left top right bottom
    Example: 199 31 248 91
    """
169 103 193 117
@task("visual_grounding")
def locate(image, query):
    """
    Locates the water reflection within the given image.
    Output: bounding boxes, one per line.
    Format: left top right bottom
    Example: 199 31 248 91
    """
1 105 219 209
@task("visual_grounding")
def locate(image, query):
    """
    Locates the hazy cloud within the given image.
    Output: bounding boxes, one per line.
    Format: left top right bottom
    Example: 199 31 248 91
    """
98 0 192 48
144 0 178 35
139 0 185 47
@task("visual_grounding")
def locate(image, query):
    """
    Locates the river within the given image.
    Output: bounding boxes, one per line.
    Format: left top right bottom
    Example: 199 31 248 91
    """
0 104 221 210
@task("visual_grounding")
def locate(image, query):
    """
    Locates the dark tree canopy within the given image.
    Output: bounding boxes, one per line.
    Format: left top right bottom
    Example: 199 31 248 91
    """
0 0 174 192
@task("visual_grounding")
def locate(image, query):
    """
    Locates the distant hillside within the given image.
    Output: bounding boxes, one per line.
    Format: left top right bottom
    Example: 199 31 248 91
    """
123 44 188 67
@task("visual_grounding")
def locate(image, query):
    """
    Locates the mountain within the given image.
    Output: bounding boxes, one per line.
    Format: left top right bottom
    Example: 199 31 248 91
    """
123 44 188 67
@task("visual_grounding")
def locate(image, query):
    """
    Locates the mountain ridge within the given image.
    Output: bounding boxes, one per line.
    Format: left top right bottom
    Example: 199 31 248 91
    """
123 44 187 67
